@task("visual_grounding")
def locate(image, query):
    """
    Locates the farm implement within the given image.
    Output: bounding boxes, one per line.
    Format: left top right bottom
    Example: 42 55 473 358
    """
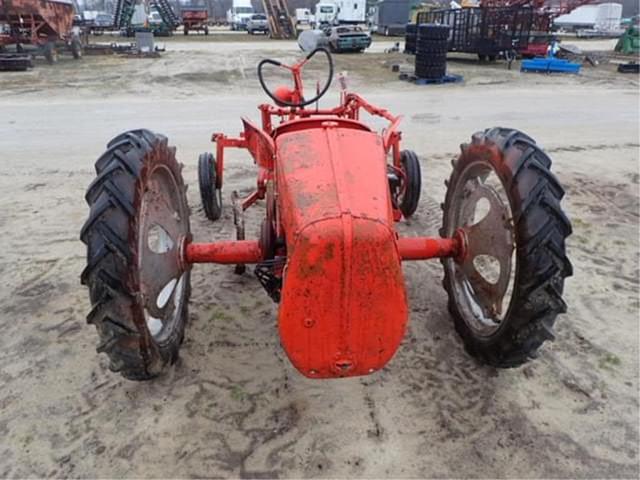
81 48 572 380
0 0 82 68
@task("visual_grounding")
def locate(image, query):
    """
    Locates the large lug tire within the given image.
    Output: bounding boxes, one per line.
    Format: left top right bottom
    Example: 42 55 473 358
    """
416 40 448 55
441 127 573 367
415 59 447 68
415 55 448 68
417 23 450 41
80 129 191 380
415 64 446 79
198 152 222 221
399 150 421 218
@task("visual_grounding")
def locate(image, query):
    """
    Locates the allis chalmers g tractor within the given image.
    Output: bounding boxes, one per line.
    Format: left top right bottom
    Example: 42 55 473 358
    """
80 49 572 380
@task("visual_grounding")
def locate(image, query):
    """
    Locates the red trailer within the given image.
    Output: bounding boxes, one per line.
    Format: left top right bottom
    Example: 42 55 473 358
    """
0 0 82 68
181 7 209 35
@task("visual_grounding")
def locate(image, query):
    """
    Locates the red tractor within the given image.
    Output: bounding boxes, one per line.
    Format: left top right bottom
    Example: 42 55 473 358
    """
80 49 572 380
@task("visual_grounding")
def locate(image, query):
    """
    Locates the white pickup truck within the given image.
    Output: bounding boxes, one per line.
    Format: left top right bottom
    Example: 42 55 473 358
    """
226 0 255 31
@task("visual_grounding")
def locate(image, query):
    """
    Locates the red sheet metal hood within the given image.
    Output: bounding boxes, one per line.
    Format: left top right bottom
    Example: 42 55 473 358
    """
275 121 408 378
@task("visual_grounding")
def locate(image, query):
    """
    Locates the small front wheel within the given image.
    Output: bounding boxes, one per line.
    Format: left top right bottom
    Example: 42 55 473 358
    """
81 130 191 380
396 150 421 218
441 127 572 367
198 152 222 221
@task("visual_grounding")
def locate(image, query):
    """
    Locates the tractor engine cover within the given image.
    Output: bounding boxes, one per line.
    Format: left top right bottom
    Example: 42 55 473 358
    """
275 120 408 378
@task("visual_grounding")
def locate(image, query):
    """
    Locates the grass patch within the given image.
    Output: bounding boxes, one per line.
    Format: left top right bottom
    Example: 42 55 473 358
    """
599 352 621 370
230 385 247 402
572 217 591 229
211 309 234 323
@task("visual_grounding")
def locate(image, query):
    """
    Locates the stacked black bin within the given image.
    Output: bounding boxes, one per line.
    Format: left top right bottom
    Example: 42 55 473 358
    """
404 23 417 54
415 24 450 79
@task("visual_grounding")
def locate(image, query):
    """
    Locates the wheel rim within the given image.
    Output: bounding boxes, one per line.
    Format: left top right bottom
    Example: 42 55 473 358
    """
138 164 189 343
397 169 408 207
444 160 516 337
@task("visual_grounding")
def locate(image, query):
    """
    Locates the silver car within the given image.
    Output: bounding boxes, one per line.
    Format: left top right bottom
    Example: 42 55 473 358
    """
247 14 269 35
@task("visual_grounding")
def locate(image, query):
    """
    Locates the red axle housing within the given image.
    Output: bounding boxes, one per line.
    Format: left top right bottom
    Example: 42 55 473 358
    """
185 236 462 265
186 51 468 378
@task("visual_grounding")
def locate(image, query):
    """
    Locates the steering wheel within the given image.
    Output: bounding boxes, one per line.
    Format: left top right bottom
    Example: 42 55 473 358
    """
257 47 334 108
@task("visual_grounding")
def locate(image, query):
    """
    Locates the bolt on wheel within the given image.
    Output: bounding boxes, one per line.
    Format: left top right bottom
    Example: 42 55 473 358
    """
441 128 572 367
445 160 516 336
139 163 190 341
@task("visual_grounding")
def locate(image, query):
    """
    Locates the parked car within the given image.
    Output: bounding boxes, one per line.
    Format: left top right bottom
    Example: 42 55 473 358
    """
148 11 163 27
92 12 114 34
326 25 371 52
247 13 268 34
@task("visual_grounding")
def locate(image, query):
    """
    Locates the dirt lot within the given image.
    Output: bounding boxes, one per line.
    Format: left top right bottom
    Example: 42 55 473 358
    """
0 36 638 478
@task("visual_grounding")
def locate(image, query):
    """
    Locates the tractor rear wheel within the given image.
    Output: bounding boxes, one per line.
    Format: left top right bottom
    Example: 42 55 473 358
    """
198 152 222 220
441 127 572 367
399 150 421 218
80 129 191 380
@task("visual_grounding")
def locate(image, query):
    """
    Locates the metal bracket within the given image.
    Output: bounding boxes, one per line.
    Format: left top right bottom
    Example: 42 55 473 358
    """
231 191 246 274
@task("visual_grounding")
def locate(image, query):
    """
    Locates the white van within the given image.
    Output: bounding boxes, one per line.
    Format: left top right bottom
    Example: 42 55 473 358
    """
226 0 255 30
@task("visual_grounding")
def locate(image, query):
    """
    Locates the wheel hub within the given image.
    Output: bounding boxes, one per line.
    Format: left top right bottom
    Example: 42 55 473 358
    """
138 164 189 341
459 181 514 316
448 163 516 335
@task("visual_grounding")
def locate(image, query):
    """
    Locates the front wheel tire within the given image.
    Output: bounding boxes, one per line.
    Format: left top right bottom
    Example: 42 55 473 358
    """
398 150 421 218
441 127 572 367
198 152 222 221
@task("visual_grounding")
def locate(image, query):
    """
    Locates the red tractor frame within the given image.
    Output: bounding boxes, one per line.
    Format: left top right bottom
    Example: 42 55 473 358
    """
81 49 572 380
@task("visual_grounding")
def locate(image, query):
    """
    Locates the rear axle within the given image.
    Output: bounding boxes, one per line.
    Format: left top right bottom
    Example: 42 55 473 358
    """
183 233 463 265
